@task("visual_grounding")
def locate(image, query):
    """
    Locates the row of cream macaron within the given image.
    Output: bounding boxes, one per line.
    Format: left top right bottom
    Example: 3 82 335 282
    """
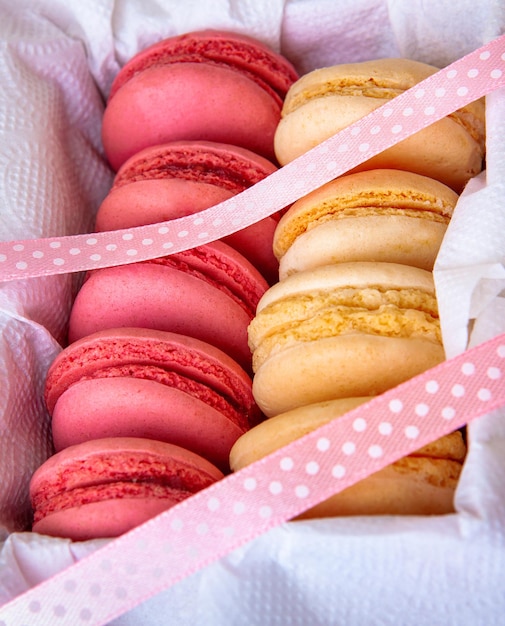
229 55 486 517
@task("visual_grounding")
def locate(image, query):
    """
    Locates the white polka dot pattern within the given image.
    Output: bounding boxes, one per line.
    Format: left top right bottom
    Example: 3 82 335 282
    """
0 34 504 626
0 35 504 284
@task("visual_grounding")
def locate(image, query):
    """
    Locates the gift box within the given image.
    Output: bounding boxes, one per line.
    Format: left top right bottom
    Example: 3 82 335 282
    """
1 1 505 624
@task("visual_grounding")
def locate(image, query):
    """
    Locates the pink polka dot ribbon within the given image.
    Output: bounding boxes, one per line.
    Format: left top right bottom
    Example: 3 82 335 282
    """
0 34 504 626
1 331 504 626
0 33 504 282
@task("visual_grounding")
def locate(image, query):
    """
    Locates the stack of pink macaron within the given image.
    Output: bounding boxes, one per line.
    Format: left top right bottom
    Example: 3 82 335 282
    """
29 30 299 541
230 57 487 518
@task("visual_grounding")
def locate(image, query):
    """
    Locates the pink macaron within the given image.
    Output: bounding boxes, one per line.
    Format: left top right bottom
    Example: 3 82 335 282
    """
67 240 268 372
102 30 299 169
30 437 224 540
95 141 281 283
45 328 262 471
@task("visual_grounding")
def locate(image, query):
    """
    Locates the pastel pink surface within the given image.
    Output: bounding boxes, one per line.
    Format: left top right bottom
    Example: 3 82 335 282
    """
32 498 182 541
222 218 278 285
45 328 260 431
30 437 224 540
112 141 278 190
66 262 252 370
67 242 268 371
168 240 268 312
103 30 298 170
95 179 235 231
95 179 279 283
51 377 245 471
108 29 298 101
97 140 280 281
102 63 281 169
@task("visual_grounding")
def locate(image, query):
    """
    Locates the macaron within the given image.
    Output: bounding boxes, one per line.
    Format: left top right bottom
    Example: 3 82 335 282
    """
102 29 299 169
95 141 280 283
229 398 466 517
248 262 444 417
45 328 261 471
274 58 485 192
67 240 268 372
273 169 459 279
30 437 224 540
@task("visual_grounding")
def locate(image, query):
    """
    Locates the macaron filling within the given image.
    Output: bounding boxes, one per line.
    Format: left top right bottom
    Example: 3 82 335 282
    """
79 363 250 432
32 450 220 523
113 143 275 193
271 170 460 270
147 245 266 319
45 332 260 428
389 456 462 489
284 81 405 112
274 205 453 258
109 32 298 102
283 77 484 149
249 286 441 371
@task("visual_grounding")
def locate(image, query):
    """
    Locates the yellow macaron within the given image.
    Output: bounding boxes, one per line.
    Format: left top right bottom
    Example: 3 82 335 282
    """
274 58 485 192
274 169 459 279
230 397 466 517
248 261 444 417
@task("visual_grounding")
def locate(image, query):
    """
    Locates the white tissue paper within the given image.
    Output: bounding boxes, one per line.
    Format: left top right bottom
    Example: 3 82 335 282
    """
1 0 504 624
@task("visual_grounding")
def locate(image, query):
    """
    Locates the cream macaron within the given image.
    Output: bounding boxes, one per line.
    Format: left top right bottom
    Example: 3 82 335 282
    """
248 262 444 417
274 169 459 279
230 397 466 517
274 58 485 192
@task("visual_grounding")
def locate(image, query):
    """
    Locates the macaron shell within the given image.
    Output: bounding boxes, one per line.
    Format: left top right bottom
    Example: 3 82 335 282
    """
275 97 483 192
415 431 466 462
102 62 281 170
30 436 225 489
165 241 268 316
112 140 278 190
31 437 224 540
252 334 445 417
275 58 485 192
32 497 181 540
52 377 246 471
255 261 437 314
96 142 280 282
95 179 279 284
45 328 258 427
280 58 438 115
230 399 465 518
222 218 279 285
249 262 442 414
296 459 461 518
95 179 235 231
352 116 483 193
279 215 449 277
67 260 256 371
109 29 298 101
230 397 372 470
272 169 458 260
230 398 465 469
